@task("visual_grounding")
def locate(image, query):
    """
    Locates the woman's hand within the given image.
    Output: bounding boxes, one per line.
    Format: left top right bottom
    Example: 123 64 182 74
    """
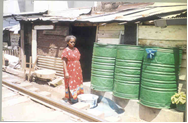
65 72 69 78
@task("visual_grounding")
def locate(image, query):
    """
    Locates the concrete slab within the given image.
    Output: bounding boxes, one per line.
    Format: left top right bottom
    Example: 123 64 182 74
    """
28 87 40 92
38 91 51 97
105 116 121 122
83 82 185 122
2 92 17 99
49 77 63 86
72 102 90 110
121 115 145 122
86 109 105 118
2 96 30 108
19 83 33 88
5 67 25 77
32 111 70 121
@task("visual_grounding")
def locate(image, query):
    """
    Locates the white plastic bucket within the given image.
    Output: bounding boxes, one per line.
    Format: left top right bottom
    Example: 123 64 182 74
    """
77 94 99 108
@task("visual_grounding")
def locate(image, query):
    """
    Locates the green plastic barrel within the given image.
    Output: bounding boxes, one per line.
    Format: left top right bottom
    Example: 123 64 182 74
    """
140 47 182 109
91 43 117 91
113 45 144 99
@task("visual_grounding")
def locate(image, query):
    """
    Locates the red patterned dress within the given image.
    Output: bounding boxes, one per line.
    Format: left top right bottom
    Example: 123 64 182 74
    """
61 47 84 100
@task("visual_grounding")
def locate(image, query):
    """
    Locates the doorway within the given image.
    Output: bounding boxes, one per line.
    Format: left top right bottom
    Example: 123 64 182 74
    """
71 26 96 82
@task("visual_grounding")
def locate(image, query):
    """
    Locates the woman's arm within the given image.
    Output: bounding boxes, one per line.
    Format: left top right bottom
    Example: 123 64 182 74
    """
62 57 69 78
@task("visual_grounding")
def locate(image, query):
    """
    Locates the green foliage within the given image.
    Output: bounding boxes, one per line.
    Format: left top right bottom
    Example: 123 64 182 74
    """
171 92 186 105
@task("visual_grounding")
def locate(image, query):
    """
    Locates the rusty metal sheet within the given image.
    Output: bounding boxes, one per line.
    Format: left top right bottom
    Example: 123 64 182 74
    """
78 7 151 22
116 3 154 11
48 8 91 18
79 4 187 22
15 8 91 22
14 3 187 23
3 24 20 34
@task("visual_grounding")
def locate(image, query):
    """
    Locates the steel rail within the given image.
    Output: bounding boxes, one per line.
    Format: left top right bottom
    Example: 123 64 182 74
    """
2 80 107 122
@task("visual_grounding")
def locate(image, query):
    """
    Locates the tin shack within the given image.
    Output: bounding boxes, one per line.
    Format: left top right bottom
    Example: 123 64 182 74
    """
14 2 187 86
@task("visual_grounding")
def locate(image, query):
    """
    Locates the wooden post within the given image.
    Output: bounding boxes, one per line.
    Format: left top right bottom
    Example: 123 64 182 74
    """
23 55 26 80
19 47 21 60
28 56 32 82
95 24 99 42
21 24 25 69
185 55 187 122
32 29 37 64
2 52 5 66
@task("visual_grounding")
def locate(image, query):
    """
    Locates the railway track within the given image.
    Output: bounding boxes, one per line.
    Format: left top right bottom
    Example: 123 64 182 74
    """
2 75 106 122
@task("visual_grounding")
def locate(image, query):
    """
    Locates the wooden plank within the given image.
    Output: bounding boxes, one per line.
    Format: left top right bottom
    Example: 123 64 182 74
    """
38 56 62 61
37 67 64 73
138 25 187 40
38 62 64 69
182 53 187 60
28 56 32 81
56 73 64 77
98 30 120 38
179 67 186 80
73 23 97 26
21 28 24 69
181 59 187 68
38 58 63 64
32 29 37 64
2 52 5 66
43 30 68 36
138 39 187 49
37 64 64 73
99 23 124 31
34 25 54 30
38 55 62 60
98 38 120 44
95 25 99 42
38 59 64 66
24 55 26 80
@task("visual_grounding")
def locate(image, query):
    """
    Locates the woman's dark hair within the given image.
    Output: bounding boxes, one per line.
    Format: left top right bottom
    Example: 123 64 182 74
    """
65 35 76 43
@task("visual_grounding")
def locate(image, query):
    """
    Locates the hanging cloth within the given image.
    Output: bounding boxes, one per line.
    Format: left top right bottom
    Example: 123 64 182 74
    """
146 48 157 59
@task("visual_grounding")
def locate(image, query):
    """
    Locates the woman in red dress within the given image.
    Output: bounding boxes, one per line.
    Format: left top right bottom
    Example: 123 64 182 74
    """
61 35 84 104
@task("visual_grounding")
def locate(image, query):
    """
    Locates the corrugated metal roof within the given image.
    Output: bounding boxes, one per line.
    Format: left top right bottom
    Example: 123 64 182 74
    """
4 11 47 17
15 8 91 21
48 8 91 18
14 3 187 23
3 24 20 34
159 11 187 19
78 5 187 22
116 3 154 11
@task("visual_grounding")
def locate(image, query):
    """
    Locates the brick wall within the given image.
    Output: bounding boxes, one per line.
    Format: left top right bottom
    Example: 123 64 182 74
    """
37 24 69 57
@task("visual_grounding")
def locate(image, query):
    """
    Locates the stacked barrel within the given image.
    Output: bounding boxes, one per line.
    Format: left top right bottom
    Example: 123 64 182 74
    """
140 47 182 108
113 45 144 99
91 43 117 91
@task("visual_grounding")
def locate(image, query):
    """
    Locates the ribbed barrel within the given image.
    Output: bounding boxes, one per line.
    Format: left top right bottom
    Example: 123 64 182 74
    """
140 47 182 109
113 45 144 99
91 43 117 91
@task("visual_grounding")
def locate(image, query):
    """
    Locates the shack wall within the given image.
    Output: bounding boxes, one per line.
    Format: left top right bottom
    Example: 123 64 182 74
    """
138 25 187 92
36 23 69 57
97 23 124 44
